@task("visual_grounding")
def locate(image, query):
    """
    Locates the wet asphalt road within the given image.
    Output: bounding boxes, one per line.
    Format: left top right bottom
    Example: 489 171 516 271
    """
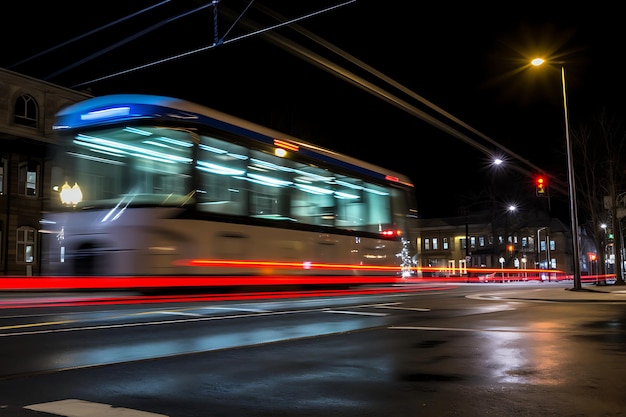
1 282 626 416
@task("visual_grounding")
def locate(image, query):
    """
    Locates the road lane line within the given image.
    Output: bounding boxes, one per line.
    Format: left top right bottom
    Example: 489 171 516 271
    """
25 399 168 417
389 325 572 333
0 306 366 337
374 305 430 312
325 310 388 316
152 311 202 317
0 320 73 330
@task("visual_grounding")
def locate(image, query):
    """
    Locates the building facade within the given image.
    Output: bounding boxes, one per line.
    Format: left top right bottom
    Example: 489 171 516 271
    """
0 68 90 275
414 211 576 278
0 68 596 280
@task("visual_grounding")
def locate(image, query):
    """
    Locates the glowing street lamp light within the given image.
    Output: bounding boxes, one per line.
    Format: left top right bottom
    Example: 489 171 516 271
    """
531 58 582 290
60 181 83 206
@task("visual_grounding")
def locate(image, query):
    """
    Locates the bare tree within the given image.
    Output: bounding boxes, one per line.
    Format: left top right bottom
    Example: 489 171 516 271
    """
573 109 626 285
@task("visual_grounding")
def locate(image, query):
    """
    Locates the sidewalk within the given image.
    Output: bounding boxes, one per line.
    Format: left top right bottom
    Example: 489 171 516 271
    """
484 282 626 302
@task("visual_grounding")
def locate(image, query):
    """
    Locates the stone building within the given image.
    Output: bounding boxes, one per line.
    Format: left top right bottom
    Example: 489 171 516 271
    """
0 68 90 275
413 210 576 279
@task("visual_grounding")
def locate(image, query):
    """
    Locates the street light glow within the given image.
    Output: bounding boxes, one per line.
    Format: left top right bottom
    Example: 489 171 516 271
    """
530 57 582 290
531 58 545 67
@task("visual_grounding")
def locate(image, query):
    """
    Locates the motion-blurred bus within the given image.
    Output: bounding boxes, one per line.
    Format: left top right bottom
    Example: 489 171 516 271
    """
40 94 418 287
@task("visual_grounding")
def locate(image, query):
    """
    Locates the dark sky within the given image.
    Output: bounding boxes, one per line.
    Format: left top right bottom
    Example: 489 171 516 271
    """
4 1 625 218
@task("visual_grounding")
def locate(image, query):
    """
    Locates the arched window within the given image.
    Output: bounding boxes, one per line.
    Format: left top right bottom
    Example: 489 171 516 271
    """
14 94 38 128
16 226 36 263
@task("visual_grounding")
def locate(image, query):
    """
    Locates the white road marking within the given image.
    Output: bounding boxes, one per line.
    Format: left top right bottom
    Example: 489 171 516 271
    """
153 311 202 317
199 306 269 312
24 399 168 417
389 325 572 333
325 310 388 316
373 304 430 312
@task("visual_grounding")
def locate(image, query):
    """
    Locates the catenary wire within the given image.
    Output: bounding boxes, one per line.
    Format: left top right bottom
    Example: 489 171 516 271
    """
7 0 172 70
19 0 565 197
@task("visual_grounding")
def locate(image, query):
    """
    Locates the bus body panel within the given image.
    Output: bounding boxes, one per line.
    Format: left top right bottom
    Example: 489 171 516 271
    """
43 94 419 285
41 208 404 277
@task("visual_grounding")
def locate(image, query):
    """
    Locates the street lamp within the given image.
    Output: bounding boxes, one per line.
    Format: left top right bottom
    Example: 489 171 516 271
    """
531 58 582 290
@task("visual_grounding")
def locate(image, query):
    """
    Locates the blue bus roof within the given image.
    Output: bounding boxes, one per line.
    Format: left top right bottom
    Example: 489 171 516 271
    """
54 94 414 187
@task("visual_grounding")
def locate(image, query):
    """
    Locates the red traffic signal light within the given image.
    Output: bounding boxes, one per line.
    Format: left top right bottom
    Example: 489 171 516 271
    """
535 176 547 196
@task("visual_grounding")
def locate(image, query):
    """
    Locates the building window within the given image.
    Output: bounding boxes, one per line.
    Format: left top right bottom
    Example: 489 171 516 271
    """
17 226 36 263
479 236 485 247
14 94 38 128
427 258 439 267
470 236 476 249
540 240 546 251
0 157 5 194
432 238 439 250
18 161 39 196
522 237 528 247
550 240 555 251
423 238 430 251
461 238 467 250
443 237 449 250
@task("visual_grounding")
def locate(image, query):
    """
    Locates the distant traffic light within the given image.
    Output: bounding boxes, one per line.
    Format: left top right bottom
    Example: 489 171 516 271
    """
535 176 547 196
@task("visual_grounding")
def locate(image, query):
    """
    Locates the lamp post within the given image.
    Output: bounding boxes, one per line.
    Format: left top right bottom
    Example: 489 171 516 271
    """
531 59 582 290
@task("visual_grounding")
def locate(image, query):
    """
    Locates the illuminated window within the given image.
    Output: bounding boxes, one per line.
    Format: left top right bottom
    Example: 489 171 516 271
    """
14 94 38 128
18 161 39 196
423 238 430 251
479 236 485 247
16 226 36 263
550 240 556 251
432 238 438 250
442 237 449 250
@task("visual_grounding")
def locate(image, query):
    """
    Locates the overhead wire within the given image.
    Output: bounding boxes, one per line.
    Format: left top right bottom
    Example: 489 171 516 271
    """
43 2 215 80
70 0 357 88
7 0 172 70
222 5 569 196
259 5 561 188
14 0 565 196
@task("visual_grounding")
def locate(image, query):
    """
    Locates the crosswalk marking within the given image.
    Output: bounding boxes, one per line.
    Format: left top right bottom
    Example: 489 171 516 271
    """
24 399 168 417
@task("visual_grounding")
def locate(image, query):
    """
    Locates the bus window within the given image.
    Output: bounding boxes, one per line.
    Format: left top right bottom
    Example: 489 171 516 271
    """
290 164 334 226
196 135 247 215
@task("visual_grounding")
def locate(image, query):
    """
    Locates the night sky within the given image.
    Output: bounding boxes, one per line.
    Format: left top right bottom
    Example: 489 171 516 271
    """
3 1 625 219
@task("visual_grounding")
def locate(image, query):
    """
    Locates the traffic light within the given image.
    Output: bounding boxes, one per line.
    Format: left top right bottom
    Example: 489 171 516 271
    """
535 176 547 196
